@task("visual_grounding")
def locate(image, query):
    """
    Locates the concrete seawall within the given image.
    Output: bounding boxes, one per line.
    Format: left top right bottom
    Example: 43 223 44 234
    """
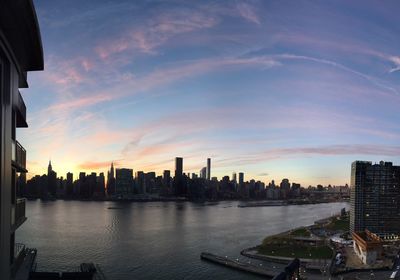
200 252 275 278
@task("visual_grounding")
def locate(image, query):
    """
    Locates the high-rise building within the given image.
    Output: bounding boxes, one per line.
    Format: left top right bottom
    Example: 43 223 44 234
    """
232 172 237 183
78 172 87 197
95 172 105 197
200 167 207 179
350 161 400 239
206 158 211 180
280 178 290 199
145 172 157 193
0 1 44 278
116 168 134 195
106 162 116 195
47 160 52 176
162 170 171 194
135 171 145 193
238 172 244 185
175 157 183 178
66 172 73 196
174 157 186 196
163 170 171 180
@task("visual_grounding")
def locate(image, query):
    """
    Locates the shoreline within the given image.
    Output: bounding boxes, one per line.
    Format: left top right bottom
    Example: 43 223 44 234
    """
25 197 348 205
240 212 394 278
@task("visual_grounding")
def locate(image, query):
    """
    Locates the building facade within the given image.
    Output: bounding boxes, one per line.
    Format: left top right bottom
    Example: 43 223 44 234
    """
115 168 134 195
350 161 400 239
206 158 211 180
0 0 44 278
174 157 185 196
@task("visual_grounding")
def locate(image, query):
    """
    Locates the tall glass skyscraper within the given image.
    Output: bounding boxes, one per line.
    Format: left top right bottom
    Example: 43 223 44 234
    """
350 161 400 239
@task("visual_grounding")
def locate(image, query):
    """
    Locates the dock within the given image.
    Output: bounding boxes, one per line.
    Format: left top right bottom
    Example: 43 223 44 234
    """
200 252 276 278
29 262 107 280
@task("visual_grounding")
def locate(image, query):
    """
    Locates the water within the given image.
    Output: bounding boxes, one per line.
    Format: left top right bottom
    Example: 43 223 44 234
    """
17 200 348 279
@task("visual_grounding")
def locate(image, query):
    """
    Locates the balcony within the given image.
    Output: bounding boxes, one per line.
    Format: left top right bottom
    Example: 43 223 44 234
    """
11 243 28 277
14 243 26 262
12 140 27 173
11 198 27 232
15 91 28 128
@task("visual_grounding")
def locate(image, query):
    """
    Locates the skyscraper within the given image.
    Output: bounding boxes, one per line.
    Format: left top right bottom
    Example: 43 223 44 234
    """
200 167 207 179
116 168 134 195
0 1 44 278
174 157 185 196
175 157 183 178
47 160 52 176
350 161 400 239
162 170 171 194
66 172 73 196
106 162 116 195
206 158 211 180
238 172 244 186
96 172 105 197
135 171 145 193
232 172 237 183
47 160 57 197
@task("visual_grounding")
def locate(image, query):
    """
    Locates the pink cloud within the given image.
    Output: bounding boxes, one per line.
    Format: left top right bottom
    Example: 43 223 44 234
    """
95 9 218 58
81 58 94 71
40 55 279 116
78 160 120 170
47 94 113 112
217 144 400 167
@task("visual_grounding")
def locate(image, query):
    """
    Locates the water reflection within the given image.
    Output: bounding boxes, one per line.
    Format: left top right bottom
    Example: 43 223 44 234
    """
17 200 348 279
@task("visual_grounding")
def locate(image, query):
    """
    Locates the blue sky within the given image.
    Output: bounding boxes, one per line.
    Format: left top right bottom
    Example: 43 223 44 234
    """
22 0 400 185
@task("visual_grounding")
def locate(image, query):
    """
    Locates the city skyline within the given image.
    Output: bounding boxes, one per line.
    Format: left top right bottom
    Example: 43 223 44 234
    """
29 157 350 187
23 157 350 202
22 0 400 185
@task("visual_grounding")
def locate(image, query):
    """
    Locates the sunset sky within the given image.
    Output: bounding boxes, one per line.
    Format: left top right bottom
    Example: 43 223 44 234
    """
22 0 400 186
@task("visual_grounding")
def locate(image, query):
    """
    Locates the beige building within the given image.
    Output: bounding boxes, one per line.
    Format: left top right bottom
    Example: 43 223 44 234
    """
352 230 383 265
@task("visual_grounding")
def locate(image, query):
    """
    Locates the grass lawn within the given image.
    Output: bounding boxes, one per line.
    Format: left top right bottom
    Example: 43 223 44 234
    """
289 227 311 237
258 240 333 259
326 216 349 231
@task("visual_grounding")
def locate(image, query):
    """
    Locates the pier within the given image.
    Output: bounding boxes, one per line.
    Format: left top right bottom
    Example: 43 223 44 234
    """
29 262 106 280
200 252 276 278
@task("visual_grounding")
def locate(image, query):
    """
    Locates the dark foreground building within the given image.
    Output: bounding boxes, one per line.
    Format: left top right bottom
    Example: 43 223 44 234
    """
0 0 44 278
350 161 400 239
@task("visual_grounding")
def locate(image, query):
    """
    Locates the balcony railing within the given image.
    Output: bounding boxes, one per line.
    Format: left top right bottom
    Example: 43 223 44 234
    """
14 243 25 260
11 243 27 277
15 91 27 128
12 140 27 172
16 198 26 223
11 198 27 232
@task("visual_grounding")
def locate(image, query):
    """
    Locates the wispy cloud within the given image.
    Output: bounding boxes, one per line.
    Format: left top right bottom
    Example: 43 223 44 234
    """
236 2 261 25
40 55 280 115
78 160 121 171
95 8 218 58
270 53 400 96
25 0 400 185
219 145 400 167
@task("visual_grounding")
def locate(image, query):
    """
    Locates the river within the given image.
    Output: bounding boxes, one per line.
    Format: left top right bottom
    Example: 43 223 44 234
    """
17 200 348 279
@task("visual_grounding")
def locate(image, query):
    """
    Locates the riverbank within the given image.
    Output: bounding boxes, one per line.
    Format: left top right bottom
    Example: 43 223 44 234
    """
26 196 348 206
241 212 346 267
238 198 348 208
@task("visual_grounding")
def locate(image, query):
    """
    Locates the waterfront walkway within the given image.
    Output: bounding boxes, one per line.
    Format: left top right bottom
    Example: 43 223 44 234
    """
242 247 330 271
201 252 276 278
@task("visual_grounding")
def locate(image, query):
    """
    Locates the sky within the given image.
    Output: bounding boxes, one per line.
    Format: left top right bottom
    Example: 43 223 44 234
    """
21 0 400 186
